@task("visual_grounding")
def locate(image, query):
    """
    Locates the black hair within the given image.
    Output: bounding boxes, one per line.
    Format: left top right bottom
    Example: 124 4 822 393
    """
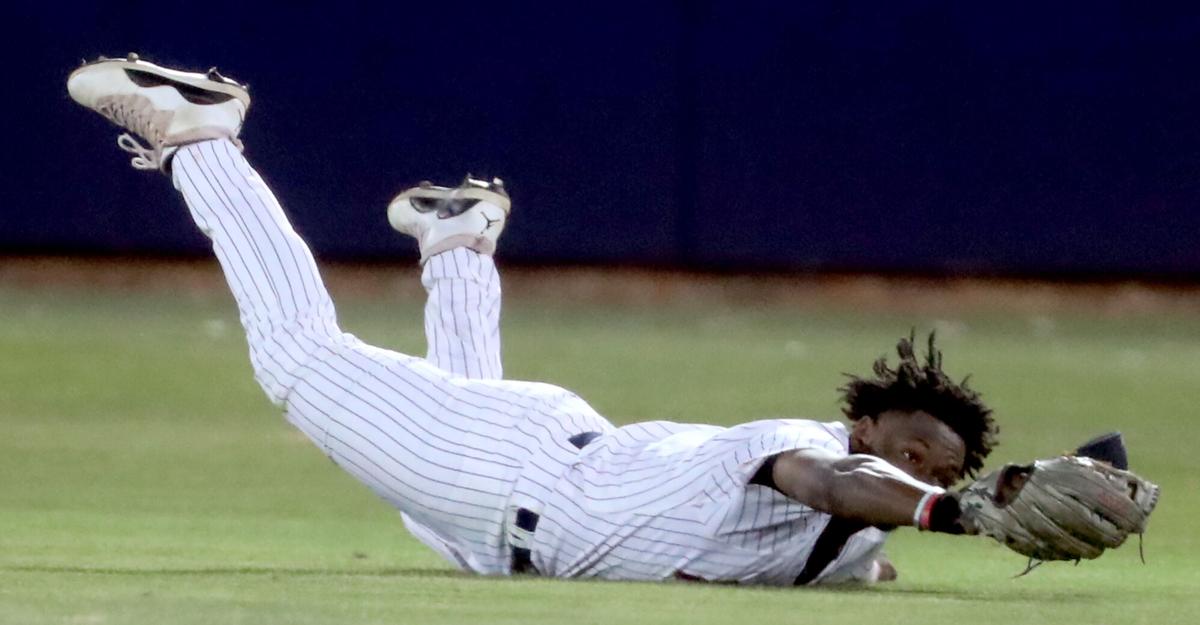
840 331 998 478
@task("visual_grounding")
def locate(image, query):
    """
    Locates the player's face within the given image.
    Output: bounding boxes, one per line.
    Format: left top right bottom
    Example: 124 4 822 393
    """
853 410 967 488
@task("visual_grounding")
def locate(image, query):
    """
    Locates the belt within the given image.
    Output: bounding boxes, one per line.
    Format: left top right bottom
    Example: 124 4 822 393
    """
510 430 603 574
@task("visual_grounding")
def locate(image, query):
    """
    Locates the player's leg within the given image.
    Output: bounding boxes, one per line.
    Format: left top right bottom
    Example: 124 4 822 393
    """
388 178 510 380
384 181 512 562
169 140 523 571
169 138 345 408
172 138 531 571
66 56 525 572
421 248 503 380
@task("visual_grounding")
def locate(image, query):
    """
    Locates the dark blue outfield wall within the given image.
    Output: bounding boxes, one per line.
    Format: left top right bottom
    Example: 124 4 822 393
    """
8 1 1200 277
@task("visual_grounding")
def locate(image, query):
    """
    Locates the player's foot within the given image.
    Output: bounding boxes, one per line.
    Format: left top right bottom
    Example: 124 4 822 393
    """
387 175 512 263
67 53 251 172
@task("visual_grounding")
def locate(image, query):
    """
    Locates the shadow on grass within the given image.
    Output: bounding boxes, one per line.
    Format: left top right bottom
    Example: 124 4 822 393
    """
856 585 1112 603
2 565 470 579
2 565 1117 603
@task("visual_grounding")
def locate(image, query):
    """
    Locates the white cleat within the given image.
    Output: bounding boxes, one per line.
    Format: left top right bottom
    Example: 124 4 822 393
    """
387 175 512 263
67 53 251 172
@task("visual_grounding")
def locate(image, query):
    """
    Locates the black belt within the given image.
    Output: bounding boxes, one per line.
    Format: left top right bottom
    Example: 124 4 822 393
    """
510 431 603 574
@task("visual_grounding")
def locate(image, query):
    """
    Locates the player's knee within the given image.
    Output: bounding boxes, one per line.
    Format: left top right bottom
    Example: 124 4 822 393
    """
247 338 306 404
250 322 346 402
250 368 289 406
244 340 296 403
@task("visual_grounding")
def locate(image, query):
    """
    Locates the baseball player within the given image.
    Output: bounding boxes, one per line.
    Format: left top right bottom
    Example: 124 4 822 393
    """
66 55 1157 586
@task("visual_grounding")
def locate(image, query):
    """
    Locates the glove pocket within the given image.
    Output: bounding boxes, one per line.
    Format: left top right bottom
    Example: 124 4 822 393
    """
1006 493 1105 560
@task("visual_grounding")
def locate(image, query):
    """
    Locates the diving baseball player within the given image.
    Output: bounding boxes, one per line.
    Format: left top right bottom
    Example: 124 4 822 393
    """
66 55 1158 586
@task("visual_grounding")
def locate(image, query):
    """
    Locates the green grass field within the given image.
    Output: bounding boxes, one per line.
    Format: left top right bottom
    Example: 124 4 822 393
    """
2 266 1198 624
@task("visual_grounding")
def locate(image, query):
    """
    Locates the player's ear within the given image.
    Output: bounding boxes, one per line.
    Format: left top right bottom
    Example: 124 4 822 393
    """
850 416 877 451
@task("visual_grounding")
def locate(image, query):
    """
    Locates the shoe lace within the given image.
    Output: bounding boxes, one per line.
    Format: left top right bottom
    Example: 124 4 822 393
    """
96 98 166 170
116 133 162 171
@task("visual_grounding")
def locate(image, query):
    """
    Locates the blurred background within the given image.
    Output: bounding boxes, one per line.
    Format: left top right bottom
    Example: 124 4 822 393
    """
8 0 1200 277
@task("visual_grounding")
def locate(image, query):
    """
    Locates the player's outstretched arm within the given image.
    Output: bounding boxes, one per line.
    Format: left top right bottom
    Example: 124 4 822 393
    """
770 445 1159 560
769 448 952 530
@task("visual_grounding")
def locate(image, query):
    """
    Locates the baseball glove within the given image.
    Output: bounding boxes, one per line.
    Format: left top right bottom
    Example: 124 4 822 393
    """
957 455 1160 561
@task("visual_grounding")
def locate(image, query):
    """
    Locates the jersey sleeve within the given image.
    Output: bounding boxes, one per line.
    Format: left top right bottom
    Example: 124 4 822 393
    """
698 419 855 566
718 419 850 491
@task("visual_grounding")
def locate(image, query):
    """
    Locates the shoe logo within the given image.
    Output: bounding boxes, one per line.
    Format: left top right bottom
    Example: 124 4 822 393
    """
481 214 501 233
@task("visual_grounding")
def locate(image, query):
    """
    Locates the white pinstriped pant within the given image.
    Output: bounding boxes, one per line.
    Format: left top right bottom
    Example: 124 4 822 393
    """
171 139 613 574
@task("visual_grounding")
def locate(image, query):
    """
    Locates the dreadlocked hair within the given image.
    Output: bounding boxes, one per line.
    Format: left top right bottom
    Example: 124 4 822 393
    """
840 331 998 479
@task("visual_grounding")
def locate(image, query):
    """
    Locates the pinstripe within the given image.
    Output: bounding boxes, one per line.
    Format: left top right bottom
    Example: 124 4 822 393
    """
290 363 518 486
197 142 299 315
529 418 889 584
189 150 335 390
423 248 502 381
446 251 470 378
201 142 305 317
217 140 322 312
333 348 525 434
175 162 275 327
290 389 502 515
458 253 489 378
173 140 576 573
314 347 524 467
320 448 498 545
169 139 887 584
174 160 307 401
467 252 493 379
442 274 463 375
177 150 335 387
539 500 754 574
188 148 284 311
311 359 529 476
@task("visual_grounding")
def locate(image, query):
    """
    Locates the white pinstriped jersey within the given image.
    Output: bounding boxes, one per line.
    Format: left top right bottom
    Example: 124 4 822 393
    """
168 137 885 587
529 419 888 585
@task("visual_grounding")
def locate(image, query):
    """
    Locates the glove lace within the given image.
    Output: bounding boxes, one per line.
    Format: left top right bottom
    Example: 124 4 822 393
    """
1013 557 1046 578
